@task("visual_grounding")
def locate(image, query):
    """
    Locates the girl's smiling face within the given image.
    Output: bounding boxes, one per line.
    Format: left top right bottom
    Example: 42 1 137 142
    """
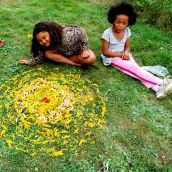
113 14 129 33
36 31 51 47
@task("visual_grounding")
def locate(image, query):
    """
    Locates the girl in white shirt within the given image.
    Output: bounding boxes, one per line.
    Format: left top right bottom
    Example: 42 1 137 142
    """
101 2 172 99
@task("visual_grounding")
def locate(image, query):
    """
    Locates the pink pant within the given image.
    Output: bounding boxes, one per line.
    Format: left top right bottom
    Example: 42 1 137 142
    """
111 55 162 89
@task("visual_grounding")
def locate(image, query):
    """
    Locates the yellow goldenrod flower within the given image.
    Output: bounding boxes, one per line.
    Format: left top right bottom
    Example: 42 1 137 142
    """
27 34 33 38
6 139 13 148
79 139 87 146
51 151 63 156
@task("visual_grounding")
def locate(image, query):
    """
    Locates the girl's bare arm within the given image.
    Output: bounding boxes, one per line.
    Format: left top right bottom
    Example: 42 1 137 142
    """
102 39 122 58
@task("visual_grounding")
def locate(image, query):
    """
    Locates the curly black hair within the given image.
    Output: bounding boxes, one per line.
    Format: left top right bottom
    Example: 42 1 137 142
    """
108 2 137 26
31 21 64 57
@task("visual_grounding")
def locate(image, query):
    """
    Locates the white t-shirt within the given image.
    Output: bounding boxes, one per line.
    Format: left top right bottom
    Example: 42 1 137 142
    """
101 27 131 66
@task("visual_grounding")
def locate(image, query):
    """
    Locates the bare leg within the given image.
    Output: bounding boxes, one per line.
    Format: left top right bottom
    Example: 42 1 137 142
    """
44 50 81 66
44 49 96 66
68 49 96 65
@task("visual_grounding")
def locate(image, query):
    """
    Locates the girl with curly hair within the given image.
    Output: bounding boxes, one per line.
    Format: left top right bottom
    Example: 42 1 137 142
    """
101 2 172 99
19 21 96 66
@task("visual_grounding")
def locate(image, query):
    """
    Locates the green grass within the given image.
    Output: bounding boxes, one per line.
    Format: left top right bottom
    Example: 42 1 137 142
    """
0 0 172 171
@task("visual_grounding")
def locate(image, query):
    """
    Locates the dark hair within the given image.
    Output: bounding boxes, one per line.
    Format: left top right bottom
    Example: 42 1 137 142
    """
108 2 137 26
31 21 63 57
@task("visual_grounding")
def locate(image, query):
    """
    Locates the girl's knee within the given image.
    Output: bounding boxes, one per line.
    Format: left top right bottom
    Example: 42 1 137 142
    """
86 51 96 64
89 53 96 64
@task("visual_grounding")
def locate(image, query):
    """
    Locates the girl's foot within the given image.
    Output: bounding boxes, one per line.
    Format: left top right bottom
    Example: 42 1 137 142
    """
156 81 172 99
0 39 5 47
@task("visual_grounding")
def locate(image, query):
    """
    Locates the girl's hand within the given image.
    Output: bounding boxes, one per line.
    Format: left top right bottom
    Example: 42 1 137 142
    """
73 63 82 67
19 59 30 65
122 52 130 60
81 50 90 59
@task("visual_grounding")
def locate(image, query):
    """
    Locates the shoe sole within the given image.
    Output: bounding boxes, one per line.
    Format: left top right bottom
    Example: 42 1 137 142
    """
156 94 167 99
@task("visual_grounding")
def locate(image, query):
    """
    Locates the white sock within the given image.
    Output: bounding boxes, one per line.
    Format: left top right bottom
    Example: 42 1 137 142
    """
159 79 164 85
152 79 164 92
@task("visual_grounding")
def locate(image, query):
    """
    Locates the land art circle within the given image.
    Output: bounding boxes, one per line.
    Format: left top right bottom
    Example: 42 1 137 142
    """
0 68 106 156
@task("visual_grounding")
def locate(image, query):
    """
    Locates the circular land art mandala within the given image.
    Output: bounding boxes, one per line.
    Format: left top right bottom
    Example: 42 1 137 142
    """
0 68 106 156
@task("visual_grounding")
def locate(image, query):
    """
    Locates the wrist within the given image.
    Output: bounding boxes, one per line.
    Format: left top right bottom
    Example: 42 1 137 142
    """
124 51 129 54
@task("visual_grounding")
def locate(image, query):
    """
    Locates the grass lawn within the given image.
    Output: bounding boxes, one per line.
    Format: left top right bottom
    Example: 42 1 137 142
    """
0 0 172 171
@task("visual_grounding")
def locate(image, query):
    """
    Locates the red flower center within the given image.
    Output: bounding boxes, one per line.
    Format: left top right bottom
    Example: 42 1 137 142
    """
42 97 50 103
